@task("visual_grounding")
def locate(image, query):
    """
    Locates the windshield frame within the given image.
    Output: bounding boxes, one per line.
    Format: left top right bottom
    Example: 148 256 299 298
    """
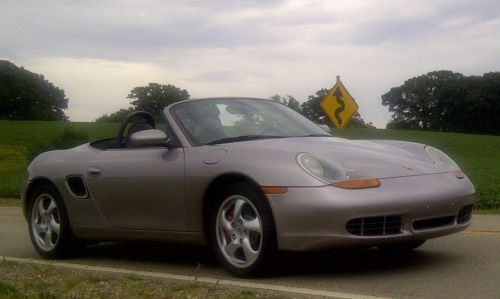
168 98 331 146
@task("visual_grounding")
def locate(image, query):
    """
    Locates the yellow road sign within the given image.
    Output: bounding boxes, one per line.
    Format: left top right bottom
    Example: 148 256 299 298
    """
320 79 359 129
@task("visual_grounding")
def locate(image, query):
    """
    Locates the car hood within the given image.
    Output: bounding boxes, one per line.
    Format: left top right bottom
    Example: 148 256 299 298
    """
220 137 449 179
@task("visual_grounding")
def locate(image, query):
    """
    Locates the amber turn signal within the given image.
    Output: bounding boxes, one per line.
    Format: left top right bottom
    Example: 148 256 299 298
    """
261 186 288 194
451 170 465 179
332 178 381 189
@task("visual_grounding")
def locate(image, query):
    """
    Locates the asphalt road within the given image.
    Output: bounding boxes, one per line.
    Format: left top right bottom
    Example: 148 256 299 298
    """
1 207 499 298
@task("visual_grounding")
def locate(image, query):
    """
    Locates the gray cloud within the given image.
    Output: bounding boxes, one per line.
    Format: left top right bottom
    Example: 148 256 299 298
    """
1 0 499 126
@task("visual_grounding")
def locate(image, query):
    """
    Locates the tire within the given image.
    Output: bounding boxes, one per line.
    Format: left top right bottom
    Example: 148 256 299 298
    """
378 240 426 252
28 184 81 259
209 182 277 277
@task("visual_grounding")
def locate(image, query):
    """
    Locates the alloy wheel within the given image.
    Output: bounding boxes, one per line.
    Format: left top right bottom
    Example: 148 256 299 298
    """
31 193 61 251
215 195 263 268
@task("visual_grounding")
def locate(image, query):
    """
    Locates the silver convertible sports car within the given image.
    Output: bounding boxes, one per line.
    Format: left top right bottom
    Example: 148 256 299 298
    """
23 97 475 276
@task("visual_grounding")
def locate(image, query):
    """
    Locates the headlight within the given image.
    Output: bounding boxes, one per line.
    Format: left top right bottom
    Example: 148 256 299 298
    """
425 146 459 169
297 153 380 189
297 153 345 183
425 146 465 179
301 155 325 177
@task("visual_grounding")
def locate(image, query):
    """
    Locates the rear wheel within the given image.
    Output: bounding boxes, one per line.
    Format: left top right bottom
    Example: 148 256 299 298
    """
28 184 80 258
209 182 276 277
378 240 426 252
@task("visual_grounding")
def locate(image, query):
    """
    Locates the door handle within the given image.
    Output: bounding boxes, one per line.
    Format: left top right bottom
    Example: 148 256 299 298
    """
87 167 101 177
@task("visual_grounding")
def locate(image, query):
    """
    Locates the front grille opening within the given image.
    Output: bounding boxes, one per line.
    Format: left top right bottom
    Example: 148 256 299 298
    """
457 205 473 224
346 216 402 236
413 216 455 230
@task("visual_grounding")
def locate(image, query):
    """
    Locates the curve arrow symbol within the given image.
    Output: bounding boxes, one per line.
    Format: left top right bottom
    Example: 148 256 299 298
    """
334 87 345 126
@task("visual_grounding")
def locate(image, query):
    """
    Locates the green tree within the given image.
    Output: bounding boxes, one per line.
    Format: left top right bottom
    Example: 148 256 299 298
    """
382 70 500 134
301 89 329 124
349 112 374 128
96 83 190 122
95 108 134 122
270 94 302 113
127 83 190 118
462 72 500 134
0 60 68 120
382 70 466 131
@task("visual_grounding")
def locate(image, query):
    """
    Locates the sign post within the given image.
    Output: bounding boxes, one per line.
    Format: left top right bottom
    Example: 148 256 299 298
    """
320 76 359 130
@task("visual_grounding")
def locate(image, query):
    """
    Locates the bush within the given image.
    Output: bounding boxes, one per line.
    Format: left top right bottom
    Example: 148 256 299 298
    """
95 108 134 122
27 127 89 162
386 119 421 130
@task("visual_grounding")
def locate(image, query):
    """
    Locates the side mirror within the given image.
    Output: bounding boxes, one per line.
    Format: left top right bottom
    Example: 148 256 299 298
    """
319 124 332 134
130 129 168 147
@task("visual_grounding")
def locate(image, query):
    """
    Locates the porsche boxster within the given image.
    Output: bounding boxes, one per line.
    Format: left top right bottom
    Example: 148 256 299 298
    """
22 97 475 276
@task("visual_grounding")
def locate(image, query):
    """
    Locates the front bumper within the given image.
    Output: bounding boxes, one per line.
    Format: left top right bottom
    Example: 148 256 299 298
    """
267 172 476 251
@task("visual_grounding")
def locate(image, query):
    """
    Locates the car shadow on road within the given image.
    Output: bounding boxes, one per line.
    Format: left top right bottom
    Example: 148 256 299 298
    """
78 241 459 278
272 247 457 278
81 241 217 266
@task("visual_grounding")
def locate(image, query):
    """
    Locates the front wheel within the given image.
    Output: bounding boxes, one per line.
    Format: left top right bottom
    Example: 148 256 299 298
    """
209 182 276 277
28 184 79 259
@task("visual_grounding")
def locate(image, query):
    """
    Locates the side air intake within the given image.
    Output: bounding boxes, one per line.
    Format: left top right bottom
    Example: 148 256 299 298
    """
457 205 473 224
66 176 88 198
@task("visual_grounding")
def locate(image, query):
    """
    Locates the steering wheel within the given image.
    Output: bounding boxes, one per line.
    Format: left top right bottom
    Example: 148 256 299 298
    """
116 111 156 147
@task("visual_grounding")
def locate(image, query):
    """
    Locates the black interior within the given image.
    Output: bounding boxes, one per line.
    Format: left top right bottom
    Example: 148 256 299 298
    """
89 138 118 150
89 111 157 150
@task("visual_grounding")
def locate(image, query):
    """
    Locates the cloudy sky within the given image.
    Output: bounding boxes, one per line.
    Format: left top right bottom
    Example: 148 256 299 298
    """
1 0 499 127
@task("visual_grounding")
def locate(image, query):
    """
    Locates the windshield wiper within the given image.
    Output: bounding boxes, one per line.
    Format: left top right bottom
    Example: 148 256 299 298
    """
206 135 286 145
298 133 332 137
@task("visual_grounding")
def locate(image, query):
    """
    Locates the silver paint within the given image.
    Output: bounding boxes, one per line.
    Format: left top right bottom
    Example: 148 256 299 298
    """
22 98 476 250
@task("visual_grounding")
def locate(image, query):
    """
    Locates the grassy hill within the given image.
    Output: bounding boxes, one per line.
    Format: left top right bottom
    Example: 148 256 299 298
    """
0 120 498 209
0 121 119 198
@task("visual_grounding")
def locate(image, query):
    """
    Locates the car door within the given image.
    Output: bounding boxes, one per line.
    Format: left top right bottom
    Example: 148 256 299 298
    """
84 146 185 231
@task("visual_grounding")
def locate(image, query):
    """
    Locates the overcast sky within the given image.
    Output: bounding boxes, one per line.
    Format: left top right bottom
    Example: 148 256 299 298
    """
1 0 499 127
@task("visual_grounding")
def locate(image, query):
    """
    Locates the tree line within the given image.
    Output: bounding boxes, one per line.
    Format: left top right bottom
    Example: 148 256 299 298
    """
0 60 372 128
383 70 500 134
96 86 372 128
0 60 68 120
1 60 498 134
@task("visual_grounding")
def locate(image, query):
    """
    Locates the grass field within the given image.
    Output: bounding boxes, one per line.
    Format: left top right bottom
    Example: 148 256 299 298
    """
0 260 277 298
0 120 498 209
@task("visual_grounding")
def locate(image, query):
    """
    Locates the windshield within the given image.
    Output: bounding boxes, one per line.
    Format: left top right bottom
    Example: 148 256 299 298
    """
170 98 330 145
